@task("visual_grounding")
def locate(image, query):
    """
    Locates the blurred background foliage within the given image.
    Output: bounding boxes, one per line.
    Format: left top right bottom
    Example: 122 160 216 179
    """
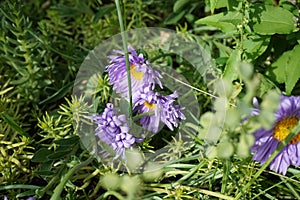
1 0 300 199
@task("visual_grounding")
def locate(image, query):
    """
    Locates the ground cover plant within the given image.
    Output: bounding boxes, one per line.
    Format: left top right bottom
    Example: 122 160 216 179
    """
1 0 300 199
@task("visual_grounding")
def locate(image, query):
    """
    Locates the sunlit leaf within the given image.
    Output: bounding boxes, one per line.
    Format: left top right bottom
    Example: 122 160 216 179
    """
196 11 242 33
250 5 296 35
223 49 241 81
270 44 300 95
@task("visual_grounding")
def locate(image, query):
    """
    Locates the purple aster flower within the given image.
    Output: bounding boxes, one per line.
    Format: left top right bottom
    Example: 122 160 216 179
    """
4 197 35 200
251 95 300 175
89 103 138 158
106 46 162 99
133 85 186 133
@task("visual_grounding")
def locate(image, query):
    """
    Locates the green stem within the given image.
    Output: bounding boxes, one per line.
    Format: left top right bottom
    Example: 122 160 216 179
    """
50 157 93 200
234 121 300 199
149 53 175 63
115 0 133 119
132 111 155 121
281 177 300 200
221 159 230 194
102 191 125 200
38 162 67 197
144 184 234 200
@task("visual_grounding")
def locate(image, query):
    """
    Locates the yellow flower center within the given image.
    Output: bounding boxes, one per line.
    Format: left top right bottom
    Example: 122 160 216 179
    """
144 101 156 110
130 65 144 81
273 116 300 144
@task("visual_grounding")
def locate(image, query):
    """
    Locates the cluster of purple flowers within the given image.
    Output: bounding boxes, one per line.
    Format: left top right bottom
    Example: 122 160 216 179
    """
88 46 185 158
89 103 136 158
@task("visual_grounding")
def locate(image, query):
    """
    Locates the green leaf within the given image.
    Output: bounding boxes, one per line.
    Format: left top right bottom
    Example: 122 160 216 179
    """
257 73 276 98
280 1 300 17
173 0 190 12
195 11 242 33
251 5 295 35
32 148 52 162
226 0 239 11
16 189 36 198
210 0 228 14
40 160 53 172
0 112 30 138
210 0 217 14
222 49 241 81
0 184 41 191
270 44 300 95
93 5 115 23
164 10 186 25
213 41 233 57
243 35 270 61
35 170 55 176
39 81 74 105
47 150 72 160
54 136 79 146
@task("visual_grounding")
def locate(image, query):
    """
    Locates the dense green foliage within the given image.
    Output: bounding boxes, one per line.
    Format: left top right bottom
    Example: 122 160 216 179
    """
1 0 300 199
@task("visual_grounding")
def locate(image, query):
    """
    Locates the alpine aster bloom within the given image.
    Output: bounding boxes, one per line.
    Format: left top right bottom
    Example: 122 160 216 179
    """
133 85 186 133
89 103 138 158
251 95 300 175
106 46 162 98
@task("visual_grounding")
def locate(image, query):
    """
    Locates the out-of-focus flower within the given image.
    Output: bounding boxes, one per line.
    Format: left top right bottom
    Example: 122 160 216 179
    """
4 197 35 200
251 95 300 175
106 46 162 99
89 103 138 158
133 84 186 133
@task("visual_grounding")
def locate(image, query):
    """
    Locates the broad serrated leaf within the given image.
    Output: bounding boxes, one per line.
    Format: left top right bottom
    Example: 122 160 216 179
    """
223 49 241 81
195 11 242 33
271 44 300 95
251 5 295 35
243 35 270 61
